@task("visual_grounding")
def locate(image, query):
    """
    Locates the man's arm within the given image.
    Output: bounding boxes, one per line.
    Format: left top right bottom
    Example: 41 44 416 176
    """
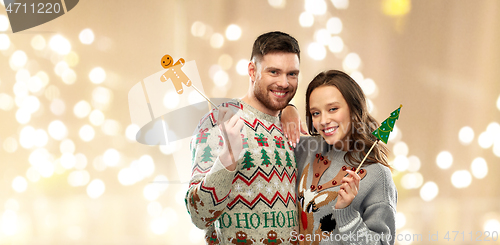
184 107 243 229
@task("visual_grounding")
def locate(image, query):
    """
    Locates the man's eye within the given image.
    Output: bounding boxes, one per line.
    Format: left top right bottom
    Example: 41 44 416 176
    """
288 72 297 77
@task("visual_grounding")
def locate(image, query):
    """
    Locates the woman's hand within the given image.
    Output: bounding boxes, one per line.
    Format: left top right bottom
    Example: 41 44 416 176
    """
217 107 245 171
335 170 361 209
280 105 308 148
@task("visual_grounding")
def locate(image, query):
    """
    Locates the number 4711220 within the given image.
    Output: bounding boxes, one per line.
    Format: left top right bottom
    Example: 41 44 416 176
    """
6 2 62 14
443 231 498 242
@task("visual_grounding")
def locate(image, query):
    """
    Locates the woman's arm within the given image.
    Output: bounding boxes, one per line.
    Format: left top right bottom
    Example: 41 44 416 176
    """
334 167 398 245
280 104 308 147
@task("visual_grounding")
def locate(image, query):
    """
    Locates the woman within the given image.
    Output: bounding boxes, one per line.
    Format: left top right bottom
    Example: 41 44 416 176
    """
281 70 397 245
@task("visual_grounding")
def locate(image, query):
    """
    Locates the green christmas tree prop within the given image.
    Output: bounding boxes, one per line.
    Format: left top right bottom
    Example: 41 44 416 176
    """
372 105 402 144
356 105 403 174
285 151 293 169
274 149 283 167
241 151 255 170
201 145 213 162
260 149 271 167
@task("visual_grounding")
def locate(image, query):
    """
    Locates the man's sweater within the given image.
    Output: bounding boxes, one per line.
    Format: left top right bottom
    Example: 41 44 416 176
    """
293 136 397 245
185 99 299 244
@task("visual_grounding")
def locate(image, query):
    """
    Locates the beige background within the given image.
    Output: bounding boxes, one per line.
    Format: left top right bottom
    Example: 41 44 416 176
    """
0 0 499 244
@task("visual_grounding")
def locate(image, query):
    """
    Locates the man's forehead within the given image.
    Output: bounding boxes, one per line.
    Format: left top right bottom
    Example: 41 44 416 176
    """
258 52 300 68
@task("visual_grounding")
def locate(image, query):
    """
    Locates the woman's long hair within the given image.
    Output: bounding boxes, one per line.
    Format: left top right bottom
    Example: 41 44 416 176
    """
305 70 391 169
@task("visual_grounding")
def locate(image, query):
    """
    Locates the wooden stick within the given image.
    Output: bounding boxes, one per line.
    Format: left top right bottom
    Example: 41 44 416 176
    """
355 139 379 174
190 85 237 166
191 84 218 108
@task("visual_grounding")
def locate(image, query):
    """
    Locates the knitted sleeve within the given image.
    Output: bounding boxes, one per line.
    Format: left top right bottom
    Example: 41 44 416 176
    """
332 166 397 245
185 109 236 229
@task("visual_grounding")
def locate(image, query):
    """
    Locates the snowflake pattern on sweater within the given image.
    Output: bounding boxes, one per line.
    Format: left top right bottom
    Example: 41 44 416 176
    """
186 99 299 244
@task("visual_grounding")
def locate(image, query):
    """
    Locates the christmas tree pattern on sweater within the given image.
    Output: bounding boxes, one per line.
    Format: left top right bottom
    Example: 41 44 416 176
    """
186 99 298 244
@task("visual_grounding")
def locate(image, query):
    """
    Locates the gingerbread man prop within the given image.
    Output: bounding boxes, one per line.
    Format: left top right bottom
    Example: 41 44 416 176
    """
160 54 191 94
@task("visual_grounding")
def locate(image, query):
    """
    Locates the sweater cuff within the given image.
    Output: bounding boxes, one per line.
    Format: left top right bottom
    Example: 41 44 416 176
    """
333 204 361 233
201 157 236 204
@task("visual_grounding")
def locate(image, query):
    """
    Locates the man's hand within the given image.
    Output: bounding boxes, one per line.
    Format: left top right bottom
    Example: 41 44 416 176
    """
280 105 308 148
217 107 245 171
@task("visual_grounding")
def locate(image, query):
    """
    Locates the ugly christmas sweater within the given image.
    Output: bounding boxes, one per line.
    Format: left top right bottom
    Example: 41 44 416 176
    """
186 99 299 245
293 136 397 245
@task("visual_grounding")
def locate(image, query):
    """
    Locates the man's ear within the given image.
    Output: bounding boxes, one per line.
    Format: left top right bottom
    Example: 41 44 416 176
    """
248 61 256 83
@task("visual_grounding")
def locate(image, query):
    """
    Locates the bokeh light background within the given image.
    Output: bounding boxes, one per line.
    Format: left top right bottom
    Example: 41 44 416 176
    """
1 0 499 244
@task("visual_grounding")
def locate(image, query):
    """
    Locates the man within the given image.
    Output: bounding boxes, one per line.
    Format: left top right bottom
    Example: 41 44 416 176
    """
185 31 301 244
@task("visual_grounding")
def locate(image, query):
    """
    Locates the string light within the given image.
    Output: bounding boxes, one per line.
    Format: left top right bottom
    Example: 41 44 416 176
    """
86 179 105 199
74 100 92 118
470 157 488 179
328 36 344 53
48 120 68 140
458 126 474 145
307 42 326 60
31 35 46 50
451 170 472 189
125 124 140 142
191 21 206 37
10 50 28 70
49 35 71 55
50 98 66 116
342 53 361 72
79 28 95 45
401 172 423 189
0 34 10 50
436 151 453 169
268 0 286 8
89 67 106 84
299 12 314 27
395 212 406 229
393 141 409 156
305 0 327 15
12 176 28 193
210 33 224 48
236 59 249 76
326 17 343 34
218 54 233 70
0 15 9 31
103 148 120 167
331 0 349 9
225 24 242 41
213 70 229 87
420 181 438 201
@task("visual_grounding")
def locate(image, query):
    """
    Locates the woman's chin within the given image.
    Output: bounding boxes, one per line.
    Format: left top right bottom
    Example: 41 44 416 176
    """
323 137 338 145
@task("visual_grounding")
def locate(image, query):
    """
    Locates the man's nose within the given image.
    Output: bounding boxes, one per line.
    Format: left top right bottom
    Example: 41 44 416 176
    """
275 74 289 88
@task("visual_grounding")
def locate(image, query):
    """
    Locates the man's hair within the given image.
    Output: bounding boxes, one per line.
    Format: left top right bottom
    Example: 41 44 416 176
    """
250 31 300 63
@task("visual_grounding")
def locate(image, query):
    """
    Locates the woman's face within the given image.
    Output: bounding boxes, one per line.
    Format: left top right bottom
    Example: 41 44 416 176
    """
309 85 351 150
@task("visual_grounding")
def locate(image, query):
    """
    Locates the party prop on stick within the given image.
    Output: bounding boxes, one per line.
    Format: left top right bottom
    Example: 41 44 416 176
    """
160 55 236 165
160 55 217 108
355 105 403 174
128 56 226 182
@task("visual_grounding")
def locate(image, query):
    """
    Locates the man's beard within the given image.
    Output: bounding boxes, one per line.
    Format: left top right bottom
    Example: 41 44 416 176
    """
253 83 296 111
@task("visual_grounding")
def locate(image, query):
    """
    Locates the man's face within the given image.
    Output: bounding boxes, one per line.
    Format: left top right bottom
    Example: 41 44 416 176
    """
249 52 300 114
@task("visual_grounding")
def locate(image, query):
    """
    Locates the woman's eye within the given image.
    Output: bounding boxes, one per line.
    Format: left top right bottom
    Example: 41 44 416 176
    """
311 112 319 116
330 108 338 112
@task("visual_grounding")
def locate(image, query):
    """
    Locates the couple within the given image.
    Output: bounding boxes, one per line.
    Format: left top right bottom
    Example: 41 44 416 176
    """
185 31 397 245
